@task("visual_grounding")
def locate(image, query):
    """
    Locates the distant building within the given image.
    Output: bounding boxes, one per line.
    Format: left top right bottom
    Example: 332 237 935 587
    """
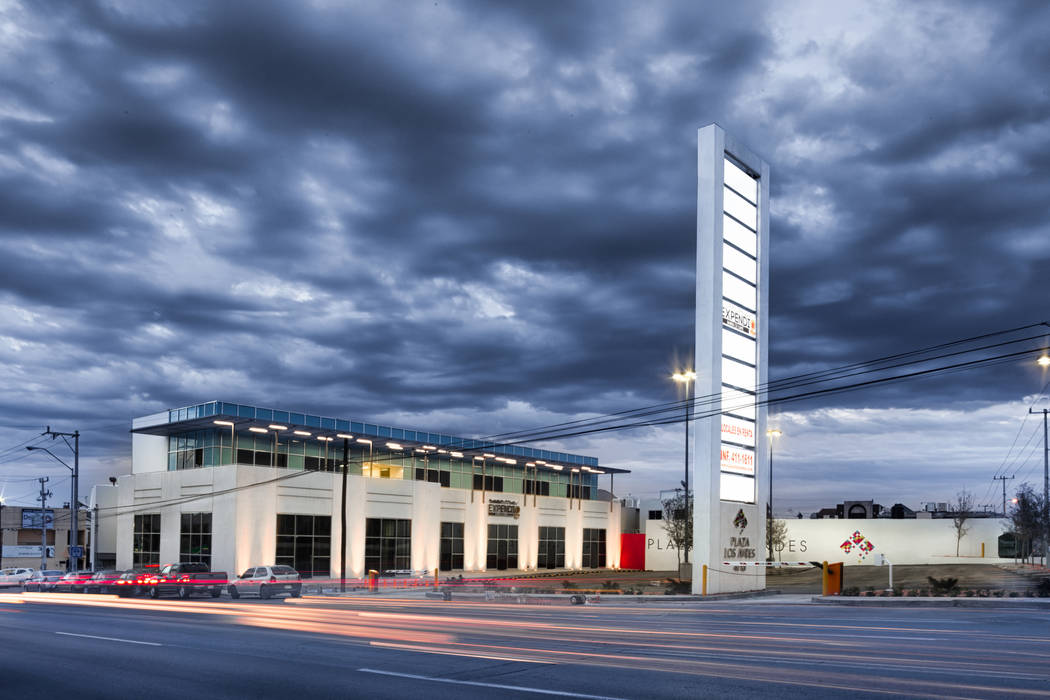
0 504 88 571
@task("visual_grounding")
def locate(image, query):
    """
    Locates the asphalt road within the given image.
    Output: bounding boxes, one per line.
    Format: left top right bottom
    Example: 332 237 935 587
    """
1 591 1049 699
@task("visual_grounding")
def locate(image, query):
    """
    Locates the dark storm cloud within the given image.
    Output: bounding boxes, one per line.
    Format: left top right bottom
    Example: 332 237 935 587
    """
1 0 1048 503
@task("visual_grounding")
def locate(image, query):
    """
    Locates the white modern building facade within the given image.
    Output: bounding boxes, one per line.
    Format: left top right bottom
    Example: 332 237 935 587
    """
100 401 625 579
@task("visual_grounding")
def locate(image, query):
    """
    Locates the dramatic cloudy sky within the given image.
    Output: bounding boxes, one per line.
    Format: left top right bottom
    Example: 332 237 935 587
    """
1 0 1048 513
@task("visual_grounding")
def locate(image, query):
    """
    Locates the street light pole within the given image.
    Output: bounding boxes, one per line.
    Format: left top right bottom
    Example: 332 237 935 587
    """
1029 407 1049 568
671 370 696 565
766 429 781 561
27 427 80 572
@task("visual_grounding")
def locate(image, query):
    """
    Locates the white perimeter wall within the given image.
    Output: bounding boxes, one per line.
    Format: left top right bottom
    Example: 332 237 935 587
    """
112 465 621 577
776 518 1012 566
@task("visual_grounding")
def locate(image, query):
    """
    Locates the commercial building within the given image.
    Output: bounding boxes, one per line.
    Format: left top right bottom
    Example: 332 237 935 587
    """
0 504 87 571
96 401 627 578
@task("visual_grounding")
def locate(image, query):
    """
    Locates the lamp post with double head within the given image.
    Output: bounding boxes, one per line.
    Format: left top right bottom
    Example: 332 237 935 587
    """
672 370 696 564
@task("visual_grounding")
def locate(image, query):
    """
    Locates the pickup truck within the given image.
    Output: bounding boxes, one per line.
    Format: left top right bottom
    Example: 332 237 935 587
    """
145 563 228 599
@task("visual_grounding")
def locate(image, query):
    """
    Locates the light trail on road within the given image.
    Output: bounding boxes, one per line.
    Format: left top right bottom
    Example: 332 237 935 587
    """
3 592 1050 698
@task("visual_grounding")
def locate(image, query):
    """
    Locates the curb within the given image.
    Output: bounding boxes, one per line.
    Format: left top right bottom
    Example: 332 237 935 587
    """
812 595 1050 608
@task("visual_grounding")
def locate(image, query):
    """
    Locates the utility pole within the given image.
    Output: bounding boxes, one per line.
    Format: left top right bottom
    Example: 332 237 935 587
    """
1029 408 1049 568
38 477 51 571
41 427 80 573
993 475 1014 518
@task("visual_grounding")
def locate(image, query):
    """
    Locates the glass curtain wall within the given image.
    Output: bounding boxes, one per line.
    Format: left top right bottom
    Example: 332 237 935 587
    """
132 513 161 568
275 514 331 578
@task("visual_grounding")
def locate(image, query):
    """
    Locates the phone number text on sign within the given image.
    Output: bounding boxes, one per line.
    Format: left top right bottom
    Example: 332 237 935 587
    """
720 445 755 476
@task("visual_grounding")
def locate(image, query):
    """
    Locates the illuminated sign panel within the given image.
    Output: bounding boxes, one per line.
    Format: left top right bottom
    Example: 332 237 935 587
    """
722 300 756 337
719 156 759 505
721 415 755 447
720 444 755 475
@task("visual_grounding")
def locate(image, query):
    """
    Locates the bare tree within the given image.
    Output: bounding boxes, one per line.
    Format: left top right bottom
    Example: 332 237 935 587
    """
1010 483 1046 564
951 490 975 556
766 517 787 561
661 491 692 570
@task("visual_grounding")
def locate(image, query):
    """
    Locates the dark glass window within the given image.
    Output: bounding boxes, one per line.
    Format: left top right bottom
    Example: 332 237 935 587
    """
567 484 591 500
473 474 504 492
440 522 464 571
179 513 212 567
537 526 565 569
364 518 411 574
648 510 662 520
524 480 550 496
275 514 331 578
582 528 607 568
486 524 518 570
133 514 161 569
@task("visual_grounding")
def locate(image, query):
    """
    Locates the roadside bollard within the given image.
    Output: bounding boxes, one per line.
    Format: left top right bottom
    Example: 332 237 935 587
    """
368 569 378 593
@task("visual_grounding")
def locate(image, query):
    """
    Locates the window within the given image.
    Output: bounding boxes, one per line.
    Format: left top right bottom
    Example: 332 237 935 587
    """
473 474 504 492
537 526 565 569
276 515 331 578
365 518 411 574
440 522 464 571
133 514 161 569
582 528 607 568
648 510 662 520
524 480 550 496
486 524 518 570
179 513 212 567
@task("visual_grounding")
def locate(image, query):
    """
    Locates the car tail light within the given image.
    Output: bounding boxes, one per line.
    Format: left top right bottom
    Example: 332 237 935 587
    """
269 576 277 583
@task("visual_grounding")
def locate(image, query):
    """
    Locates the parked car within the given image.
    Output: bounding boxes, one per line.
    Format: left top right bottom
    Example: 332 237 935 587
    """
145 562 228 599
85 570 124 594
22 570 64 592
228 565 302 599
114 570 153 597
0 567 35 586
53 571 97 593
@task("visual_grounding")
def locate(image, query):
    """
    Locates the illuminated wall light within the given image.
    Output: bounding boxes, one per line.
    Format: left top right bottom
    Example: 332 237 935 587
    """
386 442 402 450
213 420 234 427
318 436 333 442
449 451 463 458
482 453 495 458
249 427 268 434
571 468 580 473
356 438 372 445
525 462 535 467
535 460 546 465
549 464 562 471
336 433 354 439
268 424 287 431
422 445 437 451
294 430 312 437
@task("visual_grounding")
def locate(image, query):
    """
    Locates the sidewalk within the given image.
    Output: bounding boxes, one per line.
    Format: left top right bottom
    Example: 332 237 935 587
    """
812 595 1050 608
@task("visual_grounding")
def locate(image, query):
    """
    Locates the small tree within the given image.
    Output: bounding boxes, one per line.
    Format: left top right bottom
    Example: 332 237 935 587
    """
662 491 692 570
951 490 974 556
1010 483 1046 564
766 517 787 561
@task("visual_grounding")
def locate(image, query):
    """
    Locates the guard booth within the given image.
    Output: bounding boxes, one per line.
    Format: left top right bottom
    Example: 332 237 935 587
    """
998 532 1030 559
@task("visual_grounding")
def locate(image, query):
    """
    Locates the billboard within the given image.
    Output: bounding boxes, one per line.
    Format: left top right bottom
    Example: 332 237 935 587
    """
21 509 55 529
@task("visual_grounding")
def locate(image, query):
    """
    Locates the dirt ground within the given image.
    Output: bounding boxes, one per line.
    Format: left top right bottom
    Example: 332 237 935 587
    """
767 563 1047 594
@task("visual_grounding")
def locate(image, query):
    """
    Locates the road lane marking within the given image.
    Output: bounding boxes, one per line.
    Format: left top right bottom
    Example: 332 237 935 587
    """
358 668 625 699
56 632 162 646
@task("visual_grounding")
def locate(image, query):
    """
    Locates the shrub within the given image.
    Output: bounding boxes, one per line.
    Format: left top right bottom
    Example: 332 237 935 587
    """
664 578 691 594
601 580 620 591
561 580 578 590
841 586 860 596
927 576 959 595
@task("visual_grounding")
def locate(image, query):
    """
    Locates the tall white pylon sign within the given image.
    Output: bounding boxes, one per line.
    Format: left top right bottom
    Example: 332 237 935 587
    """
692 125 770 594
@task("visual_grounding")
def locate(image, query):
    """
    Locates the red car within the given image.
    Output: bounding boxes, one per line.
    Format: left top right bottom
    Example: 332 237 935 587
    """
53 571 97 593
